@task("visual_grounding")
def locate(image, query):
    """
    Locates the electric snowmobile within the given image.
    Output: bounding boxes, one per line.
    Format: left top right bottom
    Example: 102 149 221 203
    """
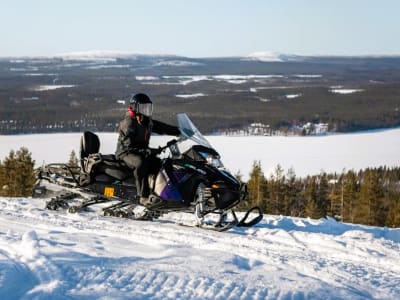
33 113 263 231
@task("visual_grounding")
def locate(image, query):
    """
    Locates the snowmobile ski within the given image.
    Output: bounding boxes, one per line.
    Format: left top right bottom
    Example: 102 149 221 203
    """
46 191 79 210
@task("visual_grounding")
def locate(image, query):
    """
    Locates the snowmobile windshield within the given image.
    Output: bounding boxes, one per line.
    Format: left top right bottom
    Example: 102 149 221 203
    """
177 113 212 148
177 113 224 168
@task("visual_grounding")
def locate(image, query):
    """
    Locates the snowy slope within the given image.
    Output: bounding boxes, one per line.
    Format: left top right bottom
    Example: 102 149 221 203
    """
0 196 399 299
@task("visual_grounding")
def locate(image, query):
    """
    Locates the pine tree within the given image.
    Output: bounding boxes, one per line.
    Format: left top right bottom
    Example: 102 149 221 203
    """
0 160 4 195
247 161 267 211
328 174 341 219
1 150 17 196
342 171 359 223
0 148 36 197
68 150 79 168
234 170 244 183
356 169 384 225
317 172 329 217
285 167 302 216
304 176 318 218
14 147 36 197
386 197 400 227
268 164 286 215
305 176 324 219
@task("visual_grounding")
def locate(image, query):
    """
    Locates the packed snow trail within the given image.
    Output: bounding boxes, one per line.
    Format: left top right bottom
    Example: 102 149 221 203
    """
0 197 399 299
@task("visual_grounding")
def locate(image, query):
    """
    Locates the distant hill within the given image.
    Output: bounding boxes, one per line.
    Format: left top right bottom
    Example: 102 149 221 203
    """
1 52 400 134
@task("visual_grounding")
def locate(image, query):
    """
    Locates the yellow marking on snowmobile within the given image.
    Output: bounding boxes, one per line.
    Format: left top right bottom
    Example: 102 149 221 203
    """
104 187 115 197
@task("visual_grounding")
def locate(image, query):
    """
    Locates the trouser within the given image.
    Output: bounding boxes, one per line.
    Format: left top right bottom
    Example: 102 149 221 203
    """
120 153 161 198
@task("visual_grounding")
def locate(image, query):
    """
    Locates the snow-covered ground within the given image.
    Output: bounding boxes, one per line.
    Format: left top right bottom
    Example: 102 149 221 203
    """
1 127 399 179
0 196 399 299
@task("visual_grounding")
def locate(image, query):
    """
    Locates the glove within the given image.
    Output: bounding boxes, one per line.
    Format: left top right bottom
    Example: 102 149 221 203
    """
145 147 161 157
166 139 177 147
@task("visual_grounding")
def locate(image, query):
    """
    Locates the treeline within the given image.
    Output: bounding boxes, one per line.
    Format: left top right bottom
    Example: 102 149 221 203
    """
243 162 400 227
1 147 400 228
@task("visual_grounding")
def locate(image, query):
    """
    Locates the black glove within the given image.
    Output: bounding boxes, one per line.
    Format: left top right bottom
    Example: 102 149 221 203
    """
145 147 161 157
166 139 177 147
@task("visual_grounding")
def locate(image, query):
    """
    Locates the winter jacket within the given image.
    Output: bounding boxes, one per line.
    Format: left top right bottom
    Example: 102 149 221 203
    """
115 111 180 158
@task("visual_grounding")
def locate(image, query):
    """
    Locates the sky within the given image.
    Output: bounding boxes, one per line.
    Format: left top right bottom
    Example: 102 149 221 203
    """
1 0 400 57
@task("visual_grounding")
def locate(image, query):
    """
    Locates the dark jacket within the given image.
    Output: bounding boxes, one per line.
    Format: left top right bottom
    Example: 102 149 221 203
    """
116 112 180 158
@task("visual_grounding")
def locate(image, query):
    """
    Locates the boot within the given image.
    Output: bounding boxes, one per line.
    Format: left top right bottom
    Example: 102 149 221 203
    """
140 194 164 209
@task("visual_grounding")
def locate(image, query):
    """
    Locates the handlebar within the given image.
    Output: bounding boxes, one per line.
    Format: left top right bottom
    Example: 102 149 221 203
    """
155 135 187 155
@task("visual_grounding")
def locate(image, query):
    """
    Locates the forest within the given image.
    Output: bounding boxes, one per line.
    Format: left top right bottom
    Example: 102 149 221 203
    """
242 162 400 228
1 148 399 228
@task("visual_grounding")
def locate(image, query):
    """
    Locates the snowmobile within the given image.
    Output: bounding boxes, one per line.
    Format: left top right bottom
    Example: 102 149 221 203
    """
33 113 263 231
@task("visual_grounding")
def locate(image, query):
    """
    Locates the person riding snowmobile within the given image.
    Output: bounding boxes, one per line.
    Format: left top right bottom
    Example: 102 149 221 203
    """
115 93 180 207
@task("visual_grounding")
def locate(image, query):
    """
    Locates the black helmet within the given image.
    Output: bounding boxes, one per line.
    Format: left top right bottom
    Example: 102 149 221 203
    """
129 93 153 117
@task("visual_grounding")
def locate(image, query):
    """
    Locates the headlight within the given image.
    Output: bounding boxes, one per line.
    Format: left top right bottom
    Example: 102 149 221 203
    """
206 156 223 168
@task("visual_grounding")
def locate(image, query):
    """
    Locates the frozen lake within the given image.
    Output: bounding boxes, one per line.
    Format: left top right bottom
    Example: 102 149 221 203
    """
1 128 399 179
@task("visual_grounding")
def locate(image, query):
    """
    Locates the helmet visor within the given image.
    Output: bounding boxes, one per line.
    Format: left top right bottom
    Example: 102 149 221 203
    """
137 102 153 117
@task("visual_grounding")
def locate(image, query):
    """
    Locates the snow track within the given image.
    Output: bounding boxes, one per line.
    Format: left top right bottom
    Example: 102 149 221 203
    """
0 197 399 299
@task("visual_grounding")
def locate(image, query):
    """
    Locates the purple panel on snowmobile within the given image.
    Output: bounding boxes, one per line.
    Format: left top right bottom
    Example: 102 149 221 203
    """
160 183 183 201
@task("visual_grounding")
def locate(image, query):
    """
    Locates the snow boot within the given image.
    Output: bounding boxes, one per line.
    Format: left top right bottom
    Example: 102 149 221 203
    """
140 194 164 209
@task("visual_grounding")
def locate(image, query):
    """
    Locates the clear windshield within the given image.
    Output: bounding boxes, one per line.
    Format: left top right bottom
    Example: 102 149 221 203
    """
175 113 223 168
177 113 212 148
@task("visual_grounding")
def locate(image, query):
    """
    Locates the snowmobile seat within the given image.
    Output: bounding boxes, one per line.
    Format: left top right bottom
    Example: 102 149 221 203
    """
94 154 131 180
84 153 130 179
78 131 136 186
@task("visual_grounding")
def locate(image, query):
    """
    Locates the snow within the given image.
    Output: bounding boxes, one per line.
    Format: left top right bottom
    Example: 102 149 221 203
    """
162 75 211 85
154 60 203 67
0 196 399 299
256 97 270 102
1 128 399 180
24 73 58 77
285 94 301 99
293 74 323 78
213 75 284 80
53 50 138 61
245 51 283 62
175 93 206 98
135 76 159 81
152 75 283 86
330 89 364 94
32 85 76 91
85 64 130 69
